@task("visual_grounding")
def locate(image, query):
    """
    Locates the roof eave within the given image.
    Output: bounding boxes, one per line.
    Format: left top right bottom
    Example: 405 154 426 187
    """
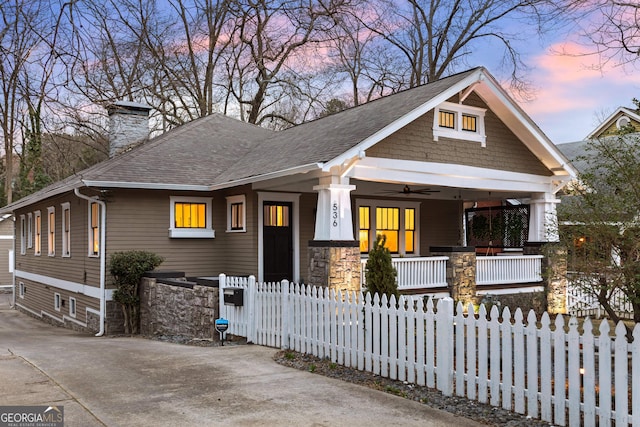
209 163 323 190
82 180 212 191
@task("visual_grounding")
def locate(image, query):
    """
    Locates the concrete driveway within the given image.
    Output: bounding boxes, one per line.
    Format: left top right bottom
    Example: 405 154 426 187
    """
0 292 480 427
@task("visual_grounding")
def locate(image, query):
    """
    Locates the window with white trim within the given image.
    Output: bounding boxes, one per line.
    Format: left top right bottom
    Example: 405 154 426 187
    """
69 297 76 318
19 215 26 255
433 101 486 146
34 211 41 256
89 202 100 257
357 199 421 256
27 213 33 248
47 206 55 256
19 282 25 298
169 196 215 238
61 202 70 257
226 195 246 232
54 293 61 311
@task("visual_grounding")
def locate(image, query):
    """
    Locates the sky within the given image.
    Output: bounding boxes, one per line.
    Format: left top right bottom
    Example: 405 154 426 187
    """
486 25 640 145
521 43 640 144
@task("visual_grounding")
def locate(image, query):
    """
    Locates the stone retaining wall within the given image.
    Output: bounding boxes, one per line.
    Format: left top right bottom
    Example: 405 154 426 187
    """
139 277 219 340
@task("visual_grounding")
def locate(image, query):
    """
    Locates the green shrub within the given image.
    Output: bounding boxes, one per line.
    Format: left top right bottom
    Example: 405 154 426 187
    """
364 234 399 301
110 250 164 334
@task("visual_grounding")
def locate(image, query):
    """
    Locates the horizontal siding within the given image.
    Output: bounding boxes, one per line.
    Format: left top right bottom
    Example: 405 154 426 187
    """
0 237 13 285
213 186 258 277
15 277 98 325
107 186 259 278
107 189 219 277
299 192 317 282
366 93 552 177
15 193 101 288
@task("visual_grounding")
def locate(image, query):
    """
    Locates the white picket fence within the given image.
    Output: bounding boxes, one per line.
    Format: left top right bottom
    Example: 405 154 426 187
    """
567 274 634 319
219 274 640 426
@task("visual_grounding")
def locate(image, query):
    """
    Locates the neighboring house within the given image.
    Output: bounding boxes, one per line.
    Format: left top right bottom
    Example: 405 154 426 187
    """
0 214 14 286
0 67 576 334
585 106 640 139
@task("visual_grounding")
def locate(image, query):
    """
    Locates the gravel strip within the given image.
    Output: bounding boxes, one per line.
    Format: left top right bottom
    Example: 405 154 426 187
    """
273 350 553 427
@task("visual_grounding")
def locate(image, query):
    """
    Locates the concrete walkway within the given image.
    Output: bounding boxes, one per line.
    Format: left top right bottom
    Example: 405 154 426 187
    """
0 293 481 427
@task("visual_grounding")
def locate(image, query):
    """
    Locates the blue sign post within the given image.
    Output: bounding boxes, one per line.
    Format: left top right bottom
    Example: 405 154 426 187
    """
214 318 229 345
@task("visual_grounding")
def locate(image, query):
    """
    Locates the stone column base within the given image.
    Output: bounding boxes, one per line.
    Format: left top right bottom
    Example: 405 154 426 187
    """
430 246 476 307
308 241 361 293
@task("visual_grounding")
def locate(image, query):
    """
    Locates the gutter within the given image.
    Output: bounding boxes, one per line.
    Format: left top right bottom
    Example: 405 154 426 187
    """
74 188 106 337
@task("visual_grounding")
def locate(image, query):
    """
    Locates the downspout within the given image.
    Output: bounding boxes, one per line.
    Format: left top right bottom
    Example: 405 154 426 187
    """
74 188 106 337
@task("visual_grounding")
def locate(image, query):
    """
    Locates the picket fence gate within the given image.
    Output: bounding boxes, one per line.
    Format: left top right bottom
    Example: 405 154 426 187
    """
218 274 640 427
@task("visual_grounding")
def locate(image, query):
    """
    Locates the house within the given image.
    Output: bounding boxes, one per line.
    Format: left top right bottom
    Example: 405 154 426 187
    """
0 67 576 334
585 106 640 139
0 215 14 287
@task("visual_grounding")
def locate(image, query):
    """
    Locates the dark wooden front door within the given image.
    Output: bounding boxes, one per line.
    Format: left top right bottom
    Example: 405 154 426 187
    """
263 202 293 282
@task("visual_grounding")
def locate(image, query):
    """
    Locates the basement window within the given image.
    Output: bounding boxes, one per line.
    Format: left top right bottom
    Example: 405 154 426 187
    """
433 102 486 146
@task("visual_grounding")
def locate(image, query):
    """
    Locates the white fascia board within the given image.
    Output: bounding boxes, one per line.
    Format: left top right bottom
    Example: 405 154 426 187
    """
322 70 485 171
475 76 577 178
0 182 83 214
209 163 322 190
82 180 211 191
15 270 114 300
350 157 557 193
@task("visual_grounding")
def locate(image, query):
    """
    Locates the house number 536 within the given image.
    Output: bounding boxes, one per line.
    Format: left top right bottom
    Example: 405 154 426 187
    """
332 202 338 227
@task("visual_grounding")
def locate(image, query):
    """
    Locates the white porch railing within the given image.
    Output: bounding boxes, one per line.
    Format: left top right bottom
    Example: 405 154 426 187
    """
476 255 543 286
361 256 449 290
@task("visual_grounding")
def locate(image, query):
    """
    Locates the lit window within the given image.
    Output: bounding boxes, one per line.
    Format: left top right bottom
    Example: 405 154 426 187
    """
405 208 415 254
19 215 26 255
34 211 41 256
175 203 206 228
69 297 76 318
264 204 289 227
27 213 33 248
376 207 400 253
359 206 370 253
433 101 486 146
61 203 70 257
169 196 215 238
462 114 477 132
89 202 100 256
54 293 61 311
439 110 456 129
226 195 246 232
357 200 420 256
47 207 55 256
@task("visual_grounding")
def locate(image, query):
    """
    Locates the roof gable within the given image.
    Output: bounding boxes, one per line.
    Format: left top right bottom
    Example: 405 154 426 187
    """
586 107 640 139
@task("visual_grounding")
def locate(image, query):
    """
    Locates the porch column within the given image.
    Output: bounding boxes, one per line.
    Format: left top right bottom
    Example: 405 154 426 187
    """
528 193 560 242
313 176 355 241
308 176 361 293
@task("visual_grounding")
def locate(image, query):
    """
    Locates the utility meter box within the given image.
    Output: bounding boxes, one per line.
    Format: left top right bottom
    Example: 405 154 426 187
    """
223 288 244 306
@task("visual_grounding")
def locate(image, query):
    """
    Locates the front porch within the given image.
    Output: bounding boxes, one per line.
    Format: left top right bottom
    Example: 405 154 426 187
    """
360 252 545 298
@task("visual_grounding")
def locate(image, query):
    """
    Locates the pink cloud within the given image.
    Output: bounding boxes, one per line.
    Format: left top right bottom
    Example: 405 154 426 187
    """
520 41 640 116
512 40 640 142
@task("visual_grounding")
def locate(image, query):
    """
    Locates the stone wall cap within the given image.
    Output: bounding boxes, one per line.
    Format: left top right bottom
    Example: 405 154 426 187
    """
309 240 359 248
144 270 186 278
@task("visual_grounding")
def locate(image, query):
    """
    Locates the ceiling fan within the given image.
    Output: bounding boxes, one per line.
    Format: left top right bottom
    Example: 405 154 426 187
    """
380 185 441 195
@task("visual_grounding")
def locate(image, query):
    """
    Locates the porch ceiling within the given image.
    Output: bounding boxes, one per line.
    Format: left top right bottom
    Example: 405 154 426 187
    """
252 173 537 202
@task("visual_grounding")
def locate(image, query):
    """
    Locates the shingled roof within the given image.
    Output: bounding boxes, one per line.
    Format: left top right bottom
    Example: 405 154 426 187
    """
4 66 571 212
